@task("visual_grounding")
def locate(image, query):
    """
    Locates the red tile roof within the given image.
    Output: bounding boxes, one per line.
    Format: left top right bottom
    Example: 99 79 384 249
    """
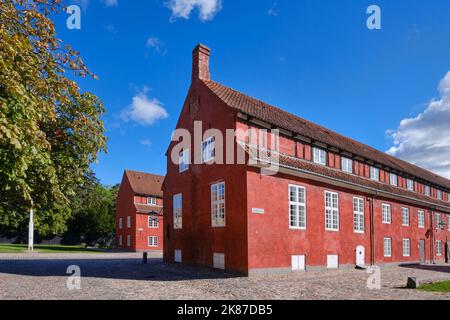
125 170 164 197
241 143 449 211
202 80 450 191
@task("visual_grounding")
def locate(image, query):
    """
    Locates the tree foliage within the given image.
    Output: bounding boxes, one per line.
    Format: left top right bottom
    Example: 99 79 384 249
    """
0 0 107 235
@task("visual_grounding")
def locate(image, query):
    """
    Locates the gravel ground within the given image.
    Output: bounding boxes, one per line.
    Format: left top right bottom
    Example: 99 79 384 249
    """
0 252 449 300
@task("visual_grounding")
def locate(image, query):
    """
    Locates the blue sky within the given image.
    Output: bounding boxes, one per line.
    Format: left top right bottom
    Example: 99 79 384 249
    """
54 0 450 185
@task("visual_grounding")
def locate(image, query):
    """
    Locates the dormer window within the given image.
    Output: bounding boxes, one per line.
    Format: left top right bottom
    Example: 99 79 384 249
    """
437 190 442 200
341 157 353 173
407 179 414 191
313 147 327 166
425 185 431 196
370 166 379 181
147 197 157 205
389 173 398 186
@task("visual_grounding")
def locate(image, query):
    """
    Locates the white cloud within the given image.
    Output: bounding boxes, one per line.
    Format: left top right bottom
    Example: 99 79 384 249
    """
102 0 118 7
140 139 152 148
387 71 450 178
146 37 167 54
165 0 222 22
120 88 169 126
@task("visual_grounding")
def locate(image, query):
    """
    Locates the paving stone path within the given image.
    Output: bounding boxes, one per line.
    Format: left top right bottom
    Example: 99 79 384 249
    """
0 252 449 300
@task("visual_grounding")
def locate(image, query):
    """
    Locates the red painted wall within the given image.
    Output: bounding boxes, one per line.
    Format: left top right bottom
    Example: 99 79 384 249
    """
115 172 164 252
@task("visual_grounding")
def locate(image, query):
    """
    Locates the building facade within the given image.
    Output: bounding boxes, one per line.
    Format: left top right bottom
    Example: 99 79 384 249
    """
163 44 450 275
115 170 164 252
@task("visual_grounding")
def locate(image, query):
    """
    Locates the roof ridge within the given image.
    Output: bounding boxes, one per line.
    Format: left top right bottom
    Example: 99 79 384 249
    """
201 79 450 189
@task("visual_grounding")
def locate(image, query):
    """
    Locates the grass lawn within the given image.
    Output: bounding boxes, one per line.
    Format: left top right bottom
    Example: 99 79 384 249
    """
0 244 104 254
419 280 450 293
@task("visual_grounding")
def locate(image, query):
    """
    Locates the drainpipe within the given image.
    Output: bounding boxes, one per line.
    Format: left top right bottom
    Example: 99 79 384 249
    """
430 210 435 265
369 191 379 266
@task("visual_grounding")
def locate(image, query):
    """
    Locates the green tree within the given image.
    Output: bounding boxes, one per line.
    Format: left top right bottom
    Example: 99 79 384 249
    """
0 0 107 236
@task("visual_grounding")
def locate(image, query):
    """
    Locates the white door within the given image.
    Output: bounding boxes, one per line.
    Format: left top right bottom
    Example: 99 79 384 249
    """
356 245 365 266
327 255 339 269
291 255 305 271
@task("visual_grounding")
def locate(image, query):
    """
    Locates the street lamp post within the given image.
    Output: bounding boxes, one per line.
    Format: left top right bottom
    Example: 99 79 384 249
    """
28 199 34 252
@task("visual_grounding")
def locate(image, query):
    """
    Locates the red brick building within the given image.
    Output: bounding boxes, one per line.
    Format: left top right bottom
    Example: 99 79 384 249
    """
115 170 164 252
163 44 450 275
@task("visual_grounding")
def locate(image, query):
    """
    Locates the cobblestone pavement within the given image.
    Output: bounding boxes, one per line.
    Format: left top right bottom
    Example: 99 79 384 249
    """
0 252 449 300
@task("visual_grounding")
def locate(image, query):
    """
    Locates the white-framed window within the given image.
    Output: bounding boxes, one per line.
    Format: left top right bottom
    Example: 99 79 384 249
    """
148 216 159 228
211 182 226 227
403 239 411 257
418 211 425 228
213 253 225 270
407 179 414 191
119 217 123 229
147 197 157 205
384 238 392 257
179 149 190 173
435 213 441 228
127 216 131 228
174 249 182 263
382 204 391 224
127 235 131 247
325 191 339 231
353 197 365 233
173 193 182 230
370 166 379 181
313 147 327 166
341 157 353 173
202 137 215 163
118 235 123 246
425 185 431 196
437 190 443 200
436 241 443 256
389 173 398 187
402 208 410 226
289 185 306 229
148 236 158 247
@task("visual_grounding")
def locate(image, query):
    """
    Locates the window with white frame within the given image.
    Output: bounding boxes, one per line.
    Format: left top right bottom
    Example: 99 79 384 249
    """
211 182 226 227
148 236 158 247
127 216 131 228
407 179 414 191
436 240 443 256
202 137 215 163
127 235 131 247
390 173 398 187
173 193 182 230
325 191 339 231
402 208 410 226
179 149 189 173
289 185 306 229
148 215 159 228
384 238 392 257
418 211 425 228
147 197 157 205
313 147 327 166
370 166 379 181
119 218 123 229
341 157 353 173
119 235 123 246
435 213 441 228
353 197 364 233
425 186 431 196
403 239 411 257
382 204 391 224
437 190 442 200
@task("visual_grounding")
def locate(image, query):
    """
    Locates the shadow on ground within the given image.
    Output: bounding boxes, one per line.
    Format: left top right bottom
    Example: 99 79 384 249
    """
399 264 450 274
0 257 241 281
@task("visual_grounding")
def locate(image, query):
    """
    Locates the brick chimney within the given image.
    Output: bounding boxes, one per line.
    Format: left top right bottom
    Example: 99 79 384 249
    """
192 44 211 82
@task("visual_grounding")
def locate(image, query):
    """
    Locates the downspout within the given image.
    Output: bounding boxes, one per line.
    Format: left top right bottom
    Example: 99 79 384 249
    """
430 210 435 265
369 191 379 266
